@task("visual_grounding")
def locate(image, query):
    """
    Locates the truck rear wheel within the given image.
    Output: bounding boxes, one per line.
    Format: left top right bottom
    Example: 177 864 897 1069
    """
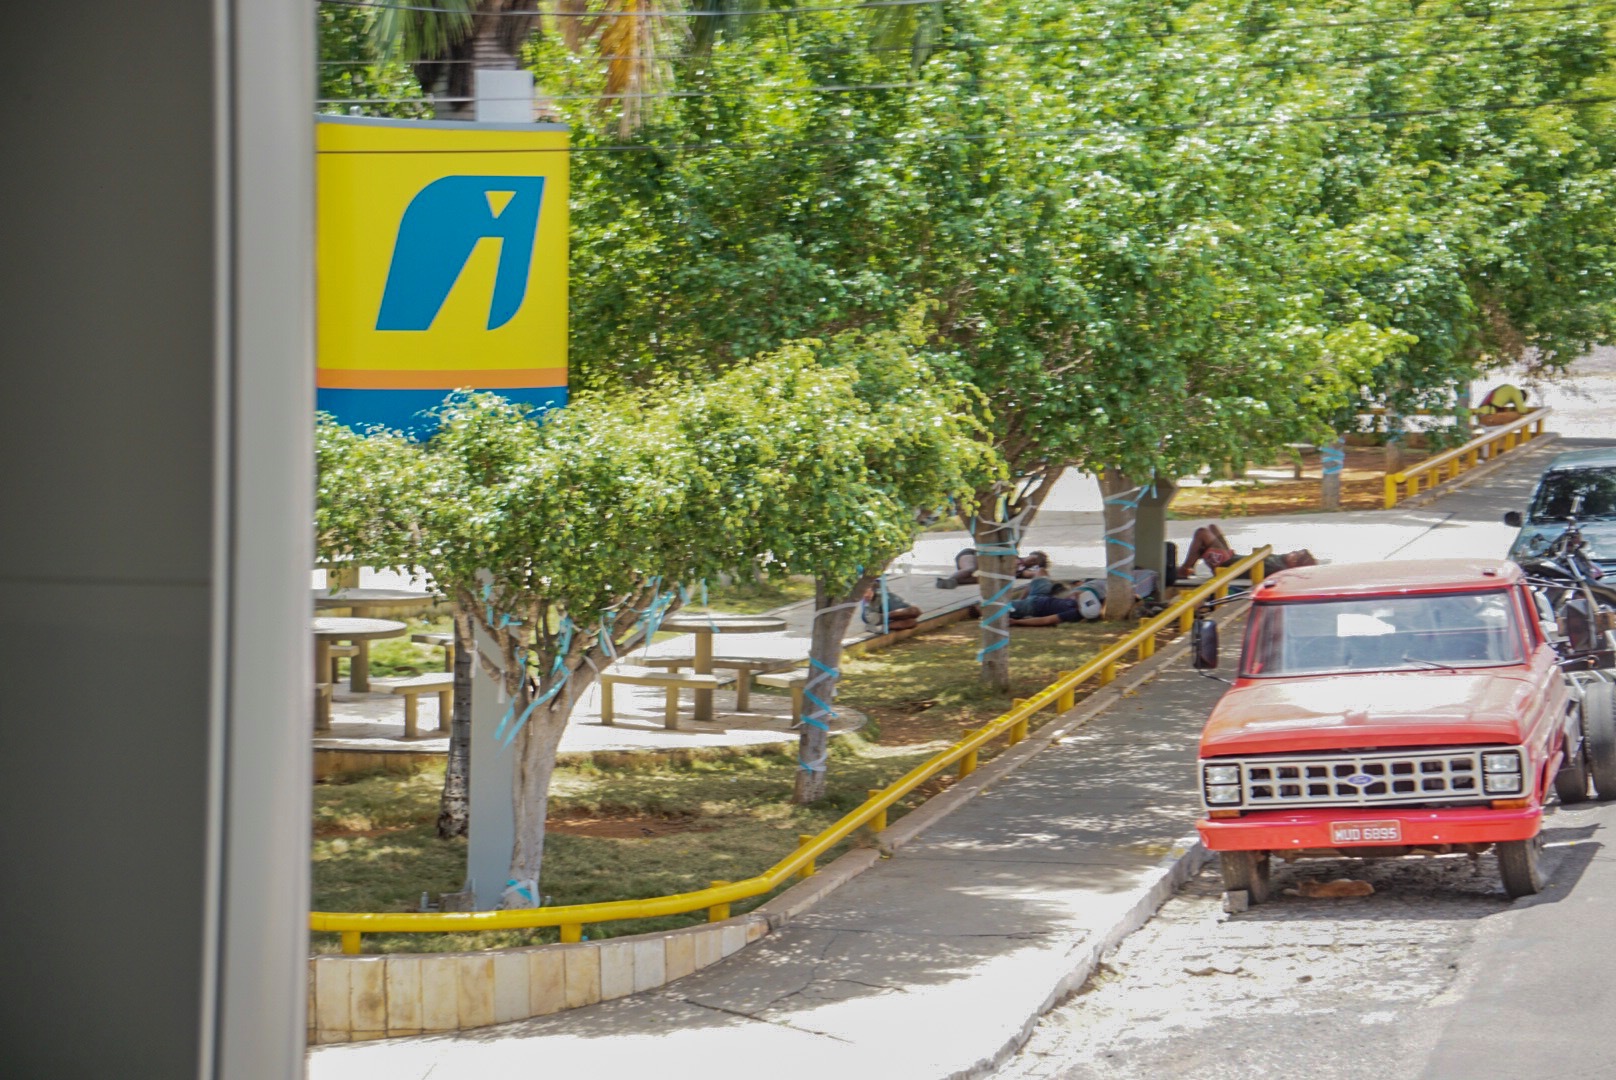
1583 683 1616 799
1219 850 1271 904
1498 836 1546 899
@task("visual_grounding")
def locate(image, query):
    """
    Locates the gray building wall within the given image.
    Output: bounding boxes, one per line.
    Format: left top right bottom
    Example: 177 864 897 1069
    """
1 2 313 1077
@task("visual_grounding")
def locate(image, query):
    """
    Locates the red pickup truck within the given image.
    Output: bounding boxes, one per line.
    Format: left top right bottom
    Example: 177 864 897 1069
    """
1195 558 1616 901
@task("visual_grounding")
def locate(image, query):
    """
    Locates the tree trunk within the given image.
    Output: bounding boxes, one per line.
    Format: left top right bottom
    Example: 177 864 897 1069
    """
1319 436 1345 512
1099 468 1141 621
506 692 573 896
973 515 1017 693
792 576 872 805
435 615 473 839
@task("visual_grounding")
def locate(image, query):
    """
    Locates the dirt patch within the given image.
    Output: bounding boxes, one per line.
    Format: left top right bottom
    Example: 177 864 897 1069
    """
546 808 712 839
1170 445 1431 517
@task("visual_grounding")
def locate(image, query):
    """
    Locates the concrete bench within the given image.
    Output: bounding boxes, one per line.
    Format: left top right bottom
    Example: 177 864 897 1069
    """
754 669 810 722
598 664 736 729
315 681 334 731
412 631 455 672
326 643 358 683
639 655 801 712
386 673 453 738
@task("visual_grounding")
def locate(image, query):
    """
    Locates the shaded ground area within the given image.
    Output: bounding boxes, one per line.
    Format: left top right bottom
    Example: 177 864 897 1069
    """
1170 444 1432 518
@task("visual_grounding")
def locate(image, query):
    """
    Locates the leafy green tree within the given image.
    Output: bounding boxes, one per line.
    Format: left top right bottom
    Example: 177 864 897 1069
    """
675 317 1002 802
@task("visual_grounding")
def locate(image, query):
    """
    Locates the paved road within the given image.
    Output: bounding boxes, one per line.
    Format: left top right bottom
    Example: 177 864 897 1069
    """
998 802 1614 1080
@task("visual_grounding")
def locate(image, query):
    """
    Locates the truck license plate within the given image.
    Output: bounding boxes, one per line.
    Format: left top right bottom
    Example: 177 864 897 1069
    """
1331 820 1402 844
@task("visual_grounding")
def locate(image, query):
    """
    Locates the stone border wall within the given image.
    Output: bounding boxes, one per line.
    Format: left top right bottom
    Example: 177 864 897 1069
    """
309 913 767 1044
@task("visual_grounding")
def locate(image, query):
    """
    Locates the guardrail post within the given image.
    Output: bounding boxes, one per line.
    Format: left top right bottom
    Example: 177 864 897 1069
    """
1100 662 1118 685
1384 474 1398 509
1056 674 1076 712
1178 609 1194 633
560 923 583 943
707 881 731 923
1009 716 1029 744
1137 634 1155 660
796 834 817 878
341 931 362 956
867 791 888 833
957 731 979 778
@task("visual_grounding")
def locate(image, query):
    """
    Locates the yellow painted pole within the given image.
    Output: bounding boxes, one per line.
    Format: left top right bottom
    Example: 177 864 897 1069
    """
867 791 888 833
1010 716 1029 744
707 882 731 923
796 835 817 878
341 931 362 955
1384 474 1399 509
1138 634 1155 660
1056 673 1076 712
1178 609 1195 633
1100 662 1118 685
560 923 583 943
958 742 979 779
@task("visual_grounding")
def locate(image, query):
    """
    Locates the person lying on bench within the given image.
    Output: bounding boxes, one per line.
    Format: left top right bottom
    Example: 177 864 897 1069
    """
1179 523 1315 579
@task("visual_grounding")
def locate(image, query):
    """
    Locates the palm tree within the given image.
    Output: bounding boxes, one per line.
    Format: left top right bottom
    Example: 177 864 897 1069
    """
371 0 542 119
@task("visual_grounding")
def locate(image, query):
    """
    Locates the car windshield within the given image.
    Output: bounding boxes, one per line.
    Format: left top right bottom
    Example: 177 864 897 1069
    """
1242 590 1523 677
1528 467 1616 523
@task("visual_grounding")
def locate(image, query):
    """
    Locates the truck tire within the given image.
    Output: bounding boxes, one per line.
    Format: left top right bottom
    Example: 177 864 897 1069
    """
1555 740 1591 804
1584 683 1616 800
1498 836 1546 899
1219 850 1271 904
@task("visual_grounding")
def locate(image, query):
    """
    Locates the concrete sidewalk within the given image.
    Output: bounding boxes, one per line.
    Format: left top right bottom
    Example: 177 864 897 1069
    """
307 437 1597 1080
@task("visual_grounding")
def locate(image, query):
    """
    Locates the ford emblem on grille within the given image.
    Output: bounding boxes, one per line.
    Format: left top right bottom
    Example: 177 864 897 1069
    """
1347 774 1374 787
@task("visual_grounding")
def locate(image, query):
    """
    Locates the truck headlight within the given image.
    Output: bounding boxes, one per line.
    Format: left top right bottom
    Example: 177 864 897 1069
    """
1205 784 1242 804
1485 772 1522 794
1204 764 1240 785
1483 753 1521 774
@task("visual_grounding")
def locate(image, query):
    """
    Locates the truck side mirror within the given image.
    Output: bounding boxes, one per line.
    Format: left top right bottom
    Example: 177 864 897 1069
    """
1503 510 1523 528
1192 618 1220 670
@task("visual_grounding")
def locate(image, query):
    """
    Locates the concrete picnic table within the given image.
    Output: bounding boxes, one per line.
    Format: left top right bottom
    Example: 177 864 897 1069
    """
311 618 407 729
312 587 441 617
656 614 787 722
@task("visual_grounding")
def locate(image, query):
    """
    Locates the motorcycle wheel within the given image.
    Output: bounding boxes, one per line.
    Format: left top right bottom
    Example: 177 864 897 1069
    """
1498 835 1546 899
1584 682 1616 799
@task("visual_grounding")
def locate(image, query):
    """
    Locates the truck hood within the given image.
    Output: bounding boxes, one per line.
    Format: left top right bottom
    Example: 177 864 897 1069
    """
1201 670 1534 756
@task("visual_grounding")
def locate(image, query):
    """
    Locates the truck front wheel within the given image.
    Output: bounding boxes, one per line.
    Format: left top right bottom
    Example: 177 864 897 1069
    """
1219 850 1272 904
1498 836 1546 899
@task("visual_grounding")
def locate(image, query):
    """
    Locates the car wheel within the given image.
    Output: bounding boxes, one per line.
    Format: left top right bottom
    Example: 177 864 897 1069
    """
1498 836 1546 899
1555 737 1591 804
1219 850 1271 904
1583 683 1616 799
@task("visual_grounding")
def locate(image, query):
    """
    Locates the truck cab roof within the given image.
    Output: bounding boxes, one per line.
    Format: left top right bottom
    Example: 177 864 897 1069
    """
1252 558 1523 602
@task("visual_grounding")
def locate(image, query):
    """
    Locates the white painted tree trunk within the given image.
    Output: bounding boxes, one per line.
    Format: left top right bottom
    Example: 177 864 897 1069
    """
1099 468 1141 621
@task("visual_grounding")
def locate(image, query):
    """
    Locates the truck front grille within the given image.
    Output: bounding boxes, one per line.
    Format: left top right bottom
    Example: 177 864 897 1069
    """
1210 748 1493 809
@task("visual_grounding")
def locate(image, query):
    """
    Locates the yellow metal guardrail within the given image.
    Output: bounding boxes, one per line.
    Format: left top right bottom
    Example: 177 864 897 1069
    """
1383 407 1550 509
311 548 1272 955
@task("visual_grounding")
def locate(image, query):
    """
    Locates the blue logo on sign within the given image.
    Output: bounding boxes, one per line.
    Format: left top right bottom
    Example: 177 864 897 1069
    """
376 175 546 331
1347 774 1374 787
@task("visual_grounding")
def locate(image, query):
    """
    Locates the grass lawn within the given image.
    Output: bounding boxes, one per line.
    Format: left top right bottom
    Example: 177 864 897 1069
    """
311 617 1135 954
1168 445 1431 518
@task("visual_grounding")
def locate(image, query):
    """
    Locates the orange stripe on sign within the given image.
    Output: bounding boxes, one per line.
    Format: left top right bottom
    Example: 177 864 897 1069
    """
317 368 568 390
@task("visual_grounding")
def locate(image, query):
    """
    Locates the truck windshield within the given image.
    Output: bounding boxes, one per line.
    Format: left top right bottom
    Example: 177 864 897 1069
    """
1242 590 1523 677
1529 467 1616 523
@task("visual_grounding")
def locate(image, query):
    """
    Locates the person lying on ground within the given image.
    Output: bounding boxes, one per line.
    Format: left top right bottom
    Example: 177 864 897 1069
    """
965 570 1103 626
862 580 922 632
936 548 1051 588
1178 523 1316 579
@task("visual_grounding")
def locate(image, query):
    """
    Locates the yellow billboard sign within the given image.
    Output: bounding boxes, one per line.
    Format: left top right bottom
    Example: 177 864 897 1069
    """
316 116 568 431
